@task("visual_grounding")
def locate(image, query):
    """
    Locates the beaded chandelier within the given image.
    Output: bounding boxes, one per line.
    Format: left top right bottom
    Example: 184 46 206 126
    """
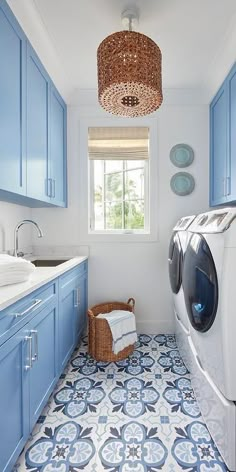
97 9 162 118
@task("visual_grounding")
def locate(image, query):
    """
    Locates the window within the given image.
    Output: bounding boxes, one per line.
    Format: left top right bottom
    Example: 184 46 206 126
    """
89 127 149 233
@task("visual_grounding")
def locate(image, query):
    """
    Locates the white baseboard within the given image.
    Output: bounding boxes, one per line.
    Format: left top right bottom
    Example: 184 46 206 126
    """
136 320 175 335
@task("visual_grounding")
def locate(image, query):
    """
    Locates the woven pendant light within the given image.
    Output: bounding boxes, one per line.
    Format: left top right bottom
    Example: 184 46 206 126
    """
97 9 162 117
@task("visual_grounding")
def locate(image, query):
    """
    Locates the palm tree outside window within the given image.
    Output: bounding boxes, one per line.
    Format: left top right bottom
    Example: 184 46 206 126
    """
89 127 150 234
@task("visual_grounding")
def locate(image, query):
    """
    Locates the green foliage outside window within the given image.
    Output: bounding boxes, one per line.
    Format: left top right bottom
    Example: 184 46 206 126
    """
94 162 145 230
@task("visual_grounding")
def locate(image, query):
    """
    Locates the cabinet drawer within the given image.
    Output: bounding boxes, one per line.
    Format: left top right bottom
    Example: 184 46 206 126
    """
59 261 87 293
79 260 87 275
0 282 56 347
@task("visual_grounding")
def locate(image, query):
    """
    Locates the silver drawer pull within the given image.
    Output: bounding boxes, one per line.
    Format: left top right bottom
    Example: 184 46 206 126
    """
31 329 39 361
13 299 42 318
226 176 231 196
223 178 226 197
47 178 52 198
52 179 56 198
24 335 33 370
74 289 78 308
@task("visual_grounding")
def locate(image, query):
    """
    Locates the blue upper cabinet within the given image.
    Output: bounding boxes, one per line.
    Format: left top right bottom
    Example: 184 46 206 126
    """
0 0 67 208
228 65 236 201
50 86 67 207
210 63 236 206
0 1 26 196
26 44 51 204
210 83 228 206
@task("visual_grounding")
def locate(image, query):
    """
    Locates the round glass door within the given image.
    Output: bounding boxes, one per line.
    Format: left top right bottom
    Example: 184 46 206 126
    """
183 233 218 332
168 232 183 294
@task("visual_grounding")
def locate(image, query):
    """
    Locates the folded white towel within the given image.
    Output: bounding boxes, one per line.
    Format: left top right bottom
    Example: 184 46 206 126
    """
0 254 35 287
0 254 33 266
98 309 137 355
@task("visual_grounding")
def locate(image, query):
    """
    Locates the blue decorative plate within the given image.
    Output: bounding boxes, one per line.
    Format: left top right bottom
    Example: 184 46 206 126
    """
170 144 194 168
170 172 195 196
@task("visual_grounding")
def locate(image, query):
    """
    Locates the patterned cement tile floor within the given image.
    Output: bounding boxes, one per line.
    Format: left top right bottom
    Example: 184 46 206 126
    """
14 335 229 472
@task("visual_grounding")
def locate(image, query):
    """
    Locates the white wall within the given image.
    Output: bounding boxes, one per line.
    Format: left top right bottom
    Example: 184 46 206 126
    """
31 95 209 333
0 201 32 254
204 12 236 100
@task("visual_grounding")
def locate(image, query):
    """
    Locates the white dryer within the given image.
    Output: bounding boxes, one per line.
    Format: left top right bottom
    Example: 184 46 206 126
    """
168 215 195 368
183 207 236 400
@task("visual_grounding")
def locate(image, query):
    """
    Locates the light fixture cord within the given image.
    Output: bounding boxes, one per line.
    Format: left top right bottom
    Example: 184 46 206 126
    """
129 16 132 31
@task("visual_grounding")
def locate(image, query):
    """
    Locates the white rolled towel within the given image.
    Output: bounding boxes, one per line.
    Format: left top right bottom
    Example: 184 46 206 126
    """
98 310 137 354
0 254 35 287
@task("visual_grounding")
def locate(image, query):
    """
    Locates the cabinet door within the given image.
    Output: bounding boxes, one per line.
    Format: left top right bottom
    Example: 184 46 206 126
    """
75 273 88 344
58 277 77 370
26 43 51 203
210 82 228 206
228 65 236 201
50 85 67 207
0 1 26 195
28 303 57 430
0 328 29 472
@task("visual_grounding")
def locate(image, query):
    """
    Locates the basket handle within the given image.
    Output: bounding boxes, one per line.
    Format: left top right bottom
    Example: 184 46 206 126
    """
87 309 95 319
127 298 135 310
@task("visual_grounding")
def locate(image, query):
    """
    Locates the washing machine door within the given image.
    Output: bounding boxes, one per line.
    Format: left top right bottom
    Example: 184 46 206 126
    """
183 233 218 332
168 232 183 294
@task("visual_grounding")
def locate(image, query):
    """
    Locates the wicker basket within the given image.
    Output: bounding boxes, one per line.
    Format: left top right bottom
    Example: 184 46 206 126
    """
88 298 135 362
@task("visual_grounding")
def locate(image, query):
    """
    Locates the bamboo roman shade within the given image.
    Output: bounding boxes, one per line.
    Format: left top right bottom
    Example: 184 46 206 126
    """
88 127 149 160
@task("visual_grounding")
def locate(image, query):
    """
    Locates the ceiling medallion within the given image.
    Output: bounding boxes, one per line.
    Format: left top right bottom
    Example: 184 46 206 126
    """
97 8 163 117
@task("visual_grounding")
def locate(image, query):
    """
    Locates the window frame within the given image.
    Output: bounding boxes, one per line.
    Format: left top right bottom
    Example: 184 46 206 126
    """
78 117 158 243
89 158 150 234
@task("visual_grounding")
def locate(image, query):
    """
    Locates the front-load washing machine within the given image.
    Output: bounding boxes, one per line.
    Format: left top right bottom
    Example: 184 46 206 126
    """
168 215 195 368
183 207 236 399
182 207 236 471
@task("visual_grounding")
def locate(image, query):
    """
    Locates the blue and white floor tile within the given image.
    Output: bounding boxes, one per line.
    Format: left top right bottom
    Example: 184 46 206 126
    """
14 334 229 471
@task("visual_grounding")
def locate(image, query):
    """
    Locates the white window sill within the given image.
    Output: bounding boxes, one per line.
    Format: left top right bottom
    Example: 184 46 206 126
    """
86 230 158 243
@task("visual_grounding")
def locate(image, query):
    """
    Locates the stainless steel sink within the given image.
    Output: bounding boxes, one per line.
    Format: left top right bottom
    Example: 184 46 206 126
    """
31 259 68 267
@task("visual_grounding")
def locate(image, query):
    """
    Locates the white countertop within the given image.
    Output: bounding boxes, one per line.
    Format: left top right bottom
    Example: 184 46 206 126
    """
0 256 88 311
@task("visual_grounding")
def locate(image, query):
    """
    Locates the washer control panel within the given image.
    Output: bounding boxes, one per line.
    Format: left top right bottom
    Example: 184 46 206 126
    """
189 208 236 233
173 215 196 231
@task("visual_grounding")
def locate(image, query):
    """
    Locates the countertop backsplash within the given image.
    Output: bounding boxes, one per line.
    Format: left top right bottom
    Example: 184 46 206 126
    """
32 245 90 258
1 246 33 257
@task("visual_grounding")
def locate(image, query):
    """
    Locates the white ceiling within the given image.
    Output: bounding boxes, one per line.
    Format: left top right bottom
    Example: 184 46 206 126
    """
29 0 236 92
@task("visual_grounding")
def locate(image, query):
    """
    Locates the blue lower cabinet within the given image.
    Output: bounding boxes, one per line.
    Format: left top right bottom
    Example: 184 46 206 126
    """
28 303 57 430
58 265 88 369
0 328 29 472
58 275 78 370
0 262 88 471
75 273 88 343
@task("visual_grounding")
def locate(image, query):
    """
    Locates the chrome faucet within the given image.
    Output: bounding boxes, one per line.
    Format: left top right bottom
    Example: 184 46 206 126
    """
14 219 43 257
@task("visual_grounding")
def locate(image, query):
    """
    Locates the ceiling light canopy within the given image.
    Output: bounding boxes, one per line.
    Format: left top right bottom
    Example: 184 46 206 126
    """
97 8 163 118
